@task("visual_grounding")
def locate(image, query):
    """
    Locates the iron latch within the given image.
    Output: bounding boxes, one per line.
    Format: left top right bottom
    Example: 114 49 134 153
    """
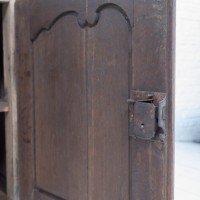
128 90 166 142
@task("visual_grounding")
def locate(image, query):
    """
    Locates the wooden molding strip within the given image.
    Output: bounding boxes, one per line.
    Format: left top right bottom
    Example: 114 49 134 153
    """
0 100 8 112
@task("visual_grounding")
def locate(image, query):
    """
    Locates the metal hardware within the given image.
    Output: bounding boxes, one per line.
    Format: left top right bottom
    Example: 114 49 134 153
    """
128 90 166 142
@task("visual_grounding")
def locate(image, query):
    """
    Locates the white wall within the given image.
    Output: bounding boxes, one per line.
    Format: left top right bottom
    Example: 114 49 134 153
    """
175 0 200 141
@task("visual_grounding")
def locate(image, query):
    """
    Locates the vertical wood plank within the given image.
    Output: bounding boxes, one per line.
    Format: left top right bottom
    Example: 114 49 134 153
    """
87 8 130 200
130 140 167 200
15 0 34 199
133 0 168 92
167 0 176 199
3 0 18 199
33 16 88 200
130 0 175 200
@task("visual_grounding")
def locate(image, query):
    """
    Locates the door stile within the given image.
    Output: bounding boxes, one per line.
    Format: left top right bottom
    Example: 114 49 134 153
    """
166 0 175 199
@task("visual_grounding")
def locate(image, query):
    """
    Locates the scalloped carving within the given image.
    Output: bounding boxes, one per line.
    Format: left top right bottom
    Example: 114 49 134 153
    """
31 3 132 41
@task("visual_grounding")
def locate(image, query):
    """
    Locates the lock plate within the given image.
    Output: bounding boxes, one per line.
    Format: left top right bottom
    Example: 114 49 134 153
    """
128 90 166 141
133 102 156 140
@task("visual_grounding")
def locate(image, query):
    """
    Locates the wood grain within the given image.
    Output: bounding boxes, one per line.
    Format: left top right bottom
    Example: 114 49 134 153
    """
15 0 35 199
130 0 174 200
14 0 175 200
87 7 131 200
133 0 168 92
30 0 85 40
34 189 66 200
2 1 18 200
33 15 87 200
167 0 176 199
86 0 133 26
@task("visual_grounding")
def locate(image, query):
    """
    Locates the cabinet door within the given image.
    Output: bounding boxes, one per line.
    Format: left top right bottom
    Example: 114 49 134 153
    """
15 0 175 200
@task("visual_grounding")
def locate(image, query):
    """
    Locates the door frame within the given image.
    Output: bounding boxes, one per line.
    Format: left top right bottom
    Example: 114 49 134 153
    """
0 0 18 199
0 0 18 200
166 0 176 199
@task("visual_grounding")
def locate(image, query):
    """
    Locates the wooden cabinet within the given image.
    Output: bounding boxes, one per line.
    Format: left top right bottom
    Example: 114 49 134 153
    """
0 0 175 200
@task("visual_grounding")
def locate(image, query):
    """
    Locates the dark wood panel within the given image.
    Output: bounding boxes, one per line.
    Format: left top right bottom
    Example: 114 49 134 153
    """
30 0 86 40
33 16 87 200
15 1 35 199
130 0 171 200
133 0 168 92
130 139 167 200
15 0 175 200
87 0 133 26
34 189 66 200
87 8 131 200
34 191 51 200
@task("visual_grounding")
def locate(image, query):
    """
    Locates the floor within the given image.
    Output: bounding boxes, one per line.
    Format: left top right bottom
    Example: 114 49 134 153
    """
175 142 200 200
